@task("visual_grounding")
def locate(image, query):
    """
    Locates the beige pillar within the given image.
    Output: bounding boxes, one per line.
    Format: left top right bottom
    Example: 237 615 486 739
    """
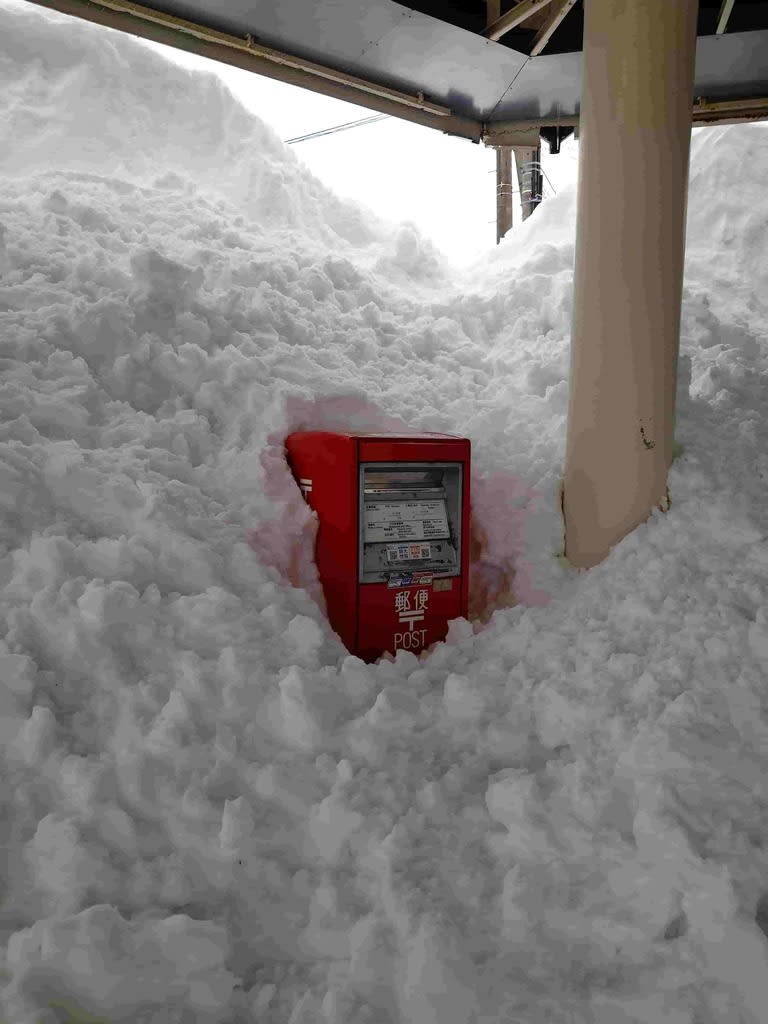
562 0 698 568
496 146 514 243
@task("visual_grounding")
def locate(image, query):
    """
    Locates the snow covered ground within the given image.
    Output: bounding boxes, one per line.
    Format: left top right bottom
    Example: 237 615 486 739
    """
2 2 768 1022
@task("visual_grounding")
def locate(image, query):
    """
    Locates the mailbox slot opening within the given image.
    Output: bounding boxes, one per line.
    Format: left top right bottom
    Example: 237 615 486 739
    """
359 462 463 583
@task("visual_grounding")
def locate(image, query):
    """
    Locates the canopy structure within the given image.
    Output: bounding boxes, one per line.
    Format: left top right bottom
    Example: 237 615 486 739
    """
20 0 768 568
21 0 768 144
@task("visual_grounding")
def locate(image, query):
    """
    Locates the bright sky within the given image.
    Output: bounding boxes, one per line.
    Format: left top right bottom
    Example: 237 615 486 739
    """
144 38 579 269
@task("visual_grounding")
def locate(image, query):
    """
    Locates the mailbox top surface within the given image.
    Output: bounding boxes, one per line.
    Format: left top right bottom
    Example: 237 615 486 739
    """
286 430 467 442
285 431 471 466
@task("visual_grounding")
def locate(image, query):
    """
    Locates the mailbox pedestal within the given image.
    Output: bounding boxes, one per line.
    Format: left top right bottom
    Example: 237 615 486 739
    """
285 431 470 662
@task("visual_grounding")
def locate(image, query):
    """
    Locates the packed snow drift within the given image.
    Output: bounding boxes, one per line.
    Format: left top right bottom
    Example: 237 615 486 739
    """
2 2 768 1023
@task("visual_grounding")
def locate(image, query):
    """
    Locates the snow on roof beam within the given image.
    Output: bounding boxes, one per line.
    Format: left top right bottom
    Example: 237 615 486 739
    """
716 0 736 34
486 0 557 42
530 0 579 56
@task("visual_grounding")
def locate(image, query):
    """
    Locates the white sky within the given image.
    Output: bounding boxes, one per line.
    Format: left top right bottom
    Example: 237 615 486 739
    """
143 38 579 269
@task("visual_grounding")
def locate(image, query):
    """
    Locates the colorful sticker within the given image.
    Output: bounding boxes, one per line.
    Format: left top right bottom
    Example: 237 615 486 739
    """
387 571 434 589
386 542 432 563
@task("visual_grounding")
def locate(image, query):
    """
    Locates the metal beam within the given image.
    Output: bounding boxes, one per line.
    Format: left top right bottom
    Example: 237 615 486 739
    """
716 0 736 34
483 97 768 140
530 0 578 56
486 0 557 42
20 0 768 142
22 0 485 141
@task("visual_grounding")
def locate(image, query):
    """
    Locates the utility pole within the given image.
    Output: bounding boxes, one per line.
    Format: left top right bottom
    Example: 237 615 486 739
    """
489 2 512 244
495 146 514 243
515 145 543 221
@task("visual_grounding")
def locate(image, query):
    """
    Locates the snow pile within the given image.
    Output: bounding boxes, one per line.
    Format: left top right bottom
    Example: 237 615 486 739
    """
2 3 768 1023
0 0 450 271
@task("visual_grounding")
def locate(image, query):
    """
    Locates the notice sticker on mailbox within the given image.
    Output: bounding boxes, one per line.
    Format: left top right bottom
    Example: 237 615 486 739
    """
387 571 434 589
386 542 432 563
365 500 449 543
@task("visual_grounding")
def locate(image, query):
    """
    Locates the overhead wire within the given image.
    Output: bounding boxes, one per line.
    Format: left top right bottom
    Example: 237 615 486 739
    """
284 113 390 144
488 162 557 195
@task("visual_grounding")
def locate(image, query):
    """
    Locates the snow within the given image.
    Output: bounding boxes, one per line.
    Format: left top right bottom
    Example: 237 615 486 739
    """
2 1 768 1022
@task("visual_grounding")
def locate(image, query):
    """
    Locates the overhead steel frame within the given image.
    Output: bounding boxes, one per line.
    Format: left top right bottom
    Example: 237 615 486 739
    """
22 0 483 142
23 0 768 140
562 0 699 567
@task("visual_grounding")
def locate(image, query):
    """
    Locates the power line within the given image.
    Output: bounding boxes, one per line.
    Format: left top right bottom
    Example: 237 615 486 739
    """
518 160 558 195
488 163 557 194
284 113 389 145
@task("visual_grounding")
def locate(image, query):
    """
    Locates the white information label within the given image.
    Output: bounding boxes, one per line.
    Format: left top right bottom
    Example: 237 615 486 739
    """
364 500 449 543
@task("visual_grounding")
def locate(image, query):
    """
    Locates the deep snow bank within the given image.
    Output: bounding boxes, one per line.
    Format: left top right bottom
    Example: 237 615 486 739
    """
0 0 453 273
3 3 768 1023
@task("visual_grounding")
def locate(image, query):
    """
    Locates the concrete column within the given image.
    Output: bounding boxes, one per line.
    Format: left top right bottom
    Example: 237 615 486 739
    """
496 146 514 243
562 0 698 568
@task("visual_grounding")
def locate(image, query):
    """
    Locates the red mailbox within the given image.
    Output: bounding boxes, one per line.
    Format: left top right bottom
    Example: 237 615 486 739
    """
285 431 470 662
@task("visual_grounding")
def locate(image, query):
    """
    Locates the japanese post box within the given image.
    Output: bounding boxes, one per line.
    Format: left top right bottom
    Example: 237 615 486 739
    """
285 431 470 662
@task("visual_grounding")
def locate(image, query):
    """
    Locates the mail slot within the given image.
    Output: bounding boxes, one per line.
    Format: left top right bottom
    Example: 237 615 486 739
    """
285 431 470 661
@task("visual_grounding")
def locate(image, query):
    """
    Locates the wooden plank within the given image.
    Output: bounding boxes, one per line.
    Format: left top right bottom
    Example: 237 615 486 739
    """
530 0 578 56
483 126 543 146
486 0 557 42
515 5 553 31
486 0 501 28
693 95 768 113
694 111 768 127
716 0 736 34
483 118 576 141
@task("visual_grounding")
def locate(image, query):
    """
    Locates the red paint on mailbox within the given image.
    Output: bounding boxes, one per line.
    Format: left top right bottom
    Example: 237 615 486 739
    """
285 431 470 662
